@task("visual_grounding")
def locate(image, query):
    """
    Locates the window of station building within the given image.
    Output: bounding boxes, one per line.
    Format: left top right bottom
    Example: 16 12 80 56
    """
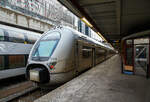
0 29 4 41
9 55 26 69
0 56 4 70
82 46 92 58
135 46 147 58
126 48 133 65
8 30 25 43
126 39 133 65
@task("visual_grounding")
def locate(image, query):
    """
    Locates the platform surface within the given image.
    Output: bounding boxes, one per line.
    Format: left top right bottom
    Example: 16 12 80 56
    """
35 55 150 102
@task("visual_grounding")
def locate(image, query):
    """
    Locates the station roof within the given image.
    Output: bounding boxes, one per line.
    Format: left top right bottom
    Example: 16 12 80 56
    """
58 0 150 42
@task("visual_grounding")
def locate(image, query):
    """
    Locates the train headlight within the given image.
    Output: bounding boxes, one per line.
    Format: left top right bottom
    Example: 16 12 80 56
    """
29 70 40 82
48 62 57 70
50 65 54 69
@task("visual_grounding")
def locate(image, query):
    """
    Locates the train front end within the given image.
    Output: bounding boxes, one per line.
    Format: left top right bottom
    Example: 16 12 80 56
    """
26 31 61 84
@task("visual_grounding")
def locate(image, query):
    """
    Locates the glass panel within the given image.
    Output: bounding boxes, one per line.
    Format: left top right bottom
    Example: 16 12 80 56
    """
82 46 92 58
135 45 148 72
136 46 146 58
126 48 133 65
0 29 4 41
9 55 25 68
95 48 106 59
134 38 149 44
0 56 4 70
26 33 39 44
126 40 132 44
8 30 25 43
33 40 58 57
32 32 60 61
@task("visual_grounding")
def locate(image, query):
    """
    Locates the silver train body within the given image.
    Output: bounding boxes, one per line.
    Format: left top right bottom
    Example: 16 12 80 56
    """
0 24 41 80
26 26 115 85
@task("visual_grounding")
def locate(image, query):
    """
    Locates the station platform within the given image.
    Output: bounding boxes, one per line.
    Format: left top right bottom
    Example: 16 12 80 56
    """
35 55 150 102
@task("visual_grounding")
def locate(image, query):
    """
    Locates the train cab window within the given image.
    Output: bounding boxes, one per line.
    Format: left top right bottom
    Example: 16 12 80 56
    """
0 56 4 70
32 32 60 61
0 29 4 41
8 30 25 43
34 41 58 57
82 46 92 58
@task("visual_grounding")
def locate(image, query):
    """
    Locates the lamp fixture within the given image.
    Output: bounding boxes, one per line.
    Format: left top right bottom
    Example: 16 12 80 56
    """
81 17 93 28
97 32 107 42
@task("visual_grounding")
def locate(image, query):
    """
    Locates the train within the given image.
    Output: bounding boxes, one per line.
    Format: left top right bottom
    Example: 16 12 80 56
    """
26 26 115 86
0 24 41 80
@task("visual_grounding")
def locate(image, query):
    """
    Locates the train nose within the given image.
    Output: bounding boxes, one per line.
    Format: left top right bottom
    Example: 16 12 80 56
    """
29 68 49 83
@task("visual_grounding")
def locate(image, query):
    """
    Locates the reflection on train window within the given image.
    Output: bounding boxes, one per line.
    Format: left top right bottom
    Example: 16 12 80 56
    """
0 56 4 70
0 29 39 44
8 30 25 43
0 29 4 41
9 55 25 69
126 48 133 65
82 46 91 58
26 34 39 44
96 48 106 58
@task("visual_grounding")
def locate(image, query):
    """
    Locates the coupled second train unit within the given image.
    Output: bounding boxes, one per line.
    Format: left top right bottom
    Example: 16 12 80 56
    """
26 26 115 86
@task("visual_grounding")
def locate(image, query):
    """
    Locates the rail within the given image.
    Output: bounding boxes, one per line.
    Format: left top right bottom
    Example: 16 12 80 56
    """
0 81 38 102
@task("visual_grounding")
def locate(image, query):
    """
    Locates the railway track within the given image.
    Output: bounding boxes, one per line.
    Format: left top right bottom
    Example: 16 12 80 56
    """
0 81 38 102
0 79 60 102
11 87 55 102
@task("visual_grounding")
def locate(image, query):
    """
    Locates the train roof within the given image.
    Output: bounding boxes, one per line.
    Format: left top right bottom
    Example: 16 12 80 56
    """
40 26 114 50
0 24 41 37
63 26 114 50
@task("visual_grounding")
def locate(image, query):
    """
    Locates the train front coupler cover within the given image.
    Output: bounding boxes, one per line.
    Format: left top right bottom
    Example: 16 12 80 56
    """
29 68 48 83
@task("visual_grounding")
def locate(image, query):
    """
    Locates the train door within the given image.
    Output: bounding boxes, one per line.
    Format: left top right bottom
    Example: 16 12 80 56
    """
92 48 95 67
134 38 149 77
74 40 79 75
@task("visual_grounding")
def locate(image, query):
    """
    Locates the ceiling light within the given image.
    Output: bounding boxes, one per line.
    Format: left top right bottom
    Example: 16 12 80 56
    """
81 17 93 28
97 32 107 42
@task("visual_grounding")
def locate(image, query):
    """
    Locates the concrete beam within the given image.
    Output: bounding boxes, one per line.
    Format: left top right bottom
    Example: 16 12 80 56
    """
0 7 53 32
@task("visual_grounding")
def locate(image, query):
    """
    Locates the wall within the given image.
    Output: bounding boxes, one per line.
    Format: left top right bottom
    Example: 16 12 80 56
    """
0 0 75 31
0 6 52 32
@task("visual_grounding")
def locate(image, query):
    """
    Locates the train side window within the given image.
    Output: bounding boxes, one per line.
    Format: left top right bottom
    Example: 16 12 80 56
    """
0 56 4 70
23 33 29 44
8 30 25 43
9 55 26 69
96 48 106 58
0 29 4 41
82 46 92 58
26 34 38 44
